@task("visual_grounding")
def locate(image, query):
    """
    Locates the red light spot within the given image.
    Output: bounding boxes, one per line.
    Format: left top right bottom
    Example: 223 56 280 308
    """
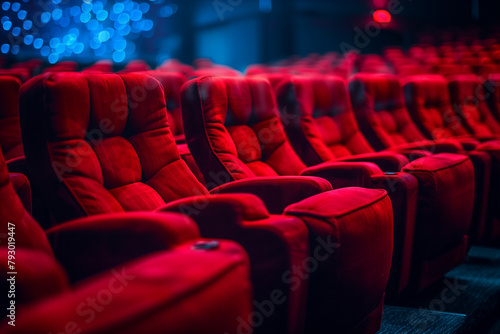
373 10 391 23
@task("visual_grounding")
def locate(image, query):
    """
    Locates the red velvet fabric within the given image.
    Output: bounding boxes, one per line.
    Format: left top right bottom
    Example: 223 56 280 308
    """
349 73 429 151
484 74 500 123
181 75 394 333
402 74 472 140
448 74 500 136
19 72 311 334
0 76 23 161
3 242 252 334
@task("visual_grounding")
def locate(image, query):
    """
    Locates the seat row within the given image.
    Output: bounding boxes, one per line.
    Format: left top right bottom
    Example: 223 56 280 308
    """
3 64 499 333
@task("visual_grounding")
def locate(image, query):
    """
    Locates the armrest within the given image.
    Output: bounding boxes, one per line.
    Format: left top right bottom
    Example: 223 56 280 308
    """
451 137 479 151
388 149 433 161
209 176 332 214
46 212 200 283
300 161 382 189
5 242 251 334
388 139 462 154
335 152 409 172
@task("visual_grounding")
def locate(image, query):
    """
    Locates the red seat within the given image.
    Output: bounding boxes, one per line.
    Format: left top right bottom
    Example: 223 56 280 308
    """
272 74 476 293
448 74 500 137
403 74 500 241
19 72 310 334
181 75 394 333
484 74 500 123
0 148 252 334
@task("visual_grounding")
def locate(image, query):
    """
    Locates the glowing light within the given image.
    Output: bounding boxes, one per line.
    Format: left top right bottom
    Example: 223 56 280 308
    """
11 2 19 12
112 3 124 14
73 42 84 54
92 1 103 14
81 2 92 13
11 26 19 35
49 37 60 48
2 20 11 30
22 19 31 29
112 50 125 62
130 9 142 21
117 13 129 24
96 10 108 21
40 12 51 23
98 30 110 42
17 9 26 19
11 44 19 54
24 34 33 45
1 16 8 24
80 12 90 23
113 39 126 51
1 44 9 53
70 6 80 16
1 2 10 11
40 45 50 56
373 10 391 23
48 53 59 64
33 38 43 49
159 5 173 17
52 8 62 20
139 3 150 13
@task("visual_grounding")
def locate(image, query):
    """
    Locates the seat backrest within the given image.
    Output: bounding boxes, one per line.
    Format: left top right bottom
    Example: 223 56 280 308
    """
403 75 471 139
134 71 187 138
19 72 207 223
348 73 427 151
275 75 375 166
181 76 307 188
448 74 500 136
0 75 24 160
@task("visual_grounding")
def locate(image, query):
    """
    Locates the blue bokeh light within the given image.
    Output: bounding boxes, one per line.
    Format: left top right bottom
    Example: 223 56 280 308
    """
0 0 178 64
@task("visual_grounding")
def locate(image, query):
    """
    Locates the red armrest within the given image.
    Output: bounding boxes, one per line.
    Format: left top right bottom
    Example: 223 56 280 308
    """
300 161 382 188
47 212 200 283
335 152 409 172
388 139 462 154
4 242 252 334
9 173 32 214
209 176 332 214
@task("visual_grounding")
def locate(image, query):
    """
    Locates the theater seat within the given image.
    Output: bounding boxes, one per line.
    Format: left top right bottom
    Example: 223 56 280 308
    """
0 148 252 334
19 72 314 334
182 75 395 333
484 74 500 122
447 74 500 137
348 73 493 243
403 74 500 241
272 74 476 293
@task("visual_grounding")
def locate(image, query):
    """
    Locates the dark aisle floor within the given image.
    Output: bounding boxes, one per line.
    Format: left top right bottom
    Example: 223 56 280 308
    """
378 246 500 334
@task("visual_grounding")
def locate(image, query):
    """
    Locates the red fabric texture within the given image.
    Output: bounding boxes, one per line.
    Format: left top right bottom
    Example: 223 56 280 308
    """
448 74 500 136
349 73 429 151
181 75 394 332
19 72 311 334
402 74 472 139
0 76 23 160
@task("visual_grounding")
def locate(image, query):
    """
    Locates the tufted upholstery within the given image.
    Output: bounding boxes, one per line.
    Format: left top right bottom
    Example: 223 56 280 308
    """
19 72 316 334
0 146 252 334
0 76 24 161
349 73 430 151
135 71 187 140
20 72 208 222
403 74 472 140
275 75 378 164
182 75 395 333
448 74 500 136
181 75 308 183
